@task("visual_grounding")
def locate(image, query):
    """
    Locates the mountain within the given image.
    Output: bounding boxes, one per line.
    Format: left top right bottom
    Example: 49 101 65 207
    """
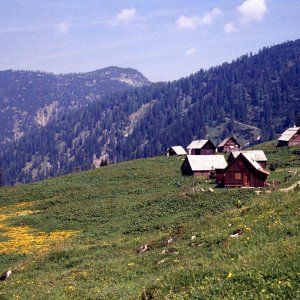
0 66 150 146
1 39 300 185
0 150 299 298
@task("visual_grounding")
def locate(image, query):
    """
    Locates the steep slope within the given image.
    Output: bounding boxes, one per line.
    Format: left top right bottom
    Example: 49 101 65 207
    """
0 66 150 145
1 39 300 185
0 155 299 299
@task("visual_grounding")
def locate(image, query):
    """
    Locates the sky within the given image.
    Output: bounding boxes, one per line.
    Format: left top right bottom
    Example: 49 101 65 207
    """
0 0 299 82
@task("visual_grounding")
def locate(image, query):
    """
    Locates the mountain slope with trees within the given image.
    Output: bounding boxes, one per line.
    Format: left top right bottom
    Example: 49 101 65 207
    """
0 66 150 146
1 39 300 185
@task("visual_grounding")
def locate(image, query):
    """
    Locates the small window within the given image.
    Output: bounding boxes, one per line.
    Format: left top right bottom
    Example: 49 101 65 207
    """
235 172 242 180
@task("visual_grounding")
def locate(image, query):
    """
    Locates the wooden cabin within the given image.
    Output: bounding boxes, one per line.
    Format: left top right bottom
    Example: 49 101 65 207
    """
181 155 227 176
186 139 216 155
277 126 300 147
227 150 267 169
166 146 187 156
217 136 240 153
216 153 269 187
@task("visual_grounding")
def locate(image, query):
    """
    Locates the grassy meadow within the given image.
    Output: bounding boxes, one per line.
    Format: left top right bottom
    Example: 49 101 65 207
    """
0 144 299 299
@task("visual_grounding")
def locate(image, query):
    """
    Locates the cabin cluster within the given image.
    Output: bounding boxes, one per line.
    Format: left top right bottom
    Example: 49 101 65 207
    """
167 136 270 188
167 125 300 188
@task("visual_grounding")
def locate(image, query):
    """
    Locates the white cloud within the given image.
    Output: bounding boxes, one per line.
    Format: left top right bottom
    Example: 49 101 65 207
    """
176 7 221 29
224 22 237 33
237 0 267 24
116 8 137 24
201 8 222 25
185 47 197 57
55 22 71 34
176 15 201 29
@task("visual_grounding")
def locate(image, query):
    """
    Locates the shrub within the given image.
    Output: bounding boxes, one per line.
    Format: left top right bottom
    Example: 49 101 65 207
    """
269 162 278 171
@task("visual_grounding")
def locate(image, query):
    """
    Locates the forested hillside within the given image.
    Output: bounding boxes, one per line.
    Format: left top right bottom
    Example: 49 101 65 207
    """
1 39 300 185
0 66 150 146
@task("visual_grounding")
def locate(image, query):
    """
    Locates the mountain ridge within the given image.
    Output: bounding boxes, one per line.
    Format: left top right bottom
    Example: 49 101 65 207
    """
1 39 300 185
0 66 150 146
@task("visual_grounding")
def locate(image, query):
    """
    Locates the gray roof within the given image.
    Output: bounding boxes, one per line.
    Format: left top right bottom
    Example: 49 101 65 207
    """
231 150 267 161
187 139 209 149
167 146 187 155
278 127 300 142
186 155 227 171
241 153 269 174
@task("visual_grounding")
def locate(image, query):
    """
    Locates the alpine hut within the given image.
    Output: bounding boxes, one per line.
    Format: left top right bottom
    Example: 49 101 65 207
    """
277 126 300 147
227 150 268 168
217 136 240 153
166 146 187 156
186 139 216 155
216 153 269 187
181 155 227 176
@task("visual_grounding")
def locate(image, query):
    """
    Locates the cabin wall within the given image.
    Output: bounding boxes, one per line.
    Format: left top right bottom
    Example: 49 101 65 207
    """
181 159 193 175
190 148 215 155
223 144 240 153
223 157 267 187
167 149 176 156
193 170 210 176
216 170 225 184
257 161 267 169
277 140 288 147
288 132 300 146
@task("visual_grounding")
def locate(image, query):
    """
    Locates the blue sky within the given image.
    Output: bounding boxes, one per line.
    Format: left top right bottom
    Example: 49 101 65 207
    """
0 0 299 82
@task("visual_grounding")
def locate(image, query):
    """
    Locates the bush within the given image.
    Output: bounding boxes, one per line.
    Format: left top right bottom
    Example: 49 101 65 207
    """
292 149 300 155
208 170 216 180
269 162 278 171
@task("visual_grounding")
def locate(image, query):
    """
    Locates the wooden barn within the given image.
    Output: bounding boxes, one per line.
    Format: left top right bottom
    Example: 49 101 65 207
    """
227 150 268 168
166 146 187 156
216 153 269 187
186 139 216 155
217 136 240 153
181 155 227 176
277 126 300 147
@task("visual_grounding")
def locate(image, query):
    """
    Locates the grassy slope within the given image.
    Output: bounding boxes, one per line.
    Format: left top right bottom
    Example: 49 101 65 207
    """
251 140 300 168
0 146 299 299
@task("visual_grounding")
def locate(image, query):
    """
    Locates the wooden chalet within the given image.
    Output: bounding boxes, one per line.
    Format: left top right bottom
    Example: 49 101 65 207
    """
166 146 187 156
277 126 300 147
227 150 267 168
217 136 240 153
181 155 227 176
186 139 216 155
216 153 269 188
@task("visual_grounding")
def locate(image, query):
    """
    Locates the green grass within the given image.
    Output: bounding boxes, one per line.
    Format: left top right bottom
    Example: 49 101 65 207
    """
0 155 299 299
251 140 300 168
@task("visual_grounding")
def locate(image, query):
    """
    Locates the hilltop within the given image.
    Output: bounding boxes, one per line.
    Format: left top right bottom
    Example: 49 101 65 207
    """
1 39 300 185
0 142 299 299
0 66 150 146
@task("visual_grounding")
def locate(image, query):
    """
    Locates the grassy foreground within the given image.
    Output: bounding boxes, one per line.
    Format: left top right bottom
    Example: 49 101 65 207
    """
0 152 299 299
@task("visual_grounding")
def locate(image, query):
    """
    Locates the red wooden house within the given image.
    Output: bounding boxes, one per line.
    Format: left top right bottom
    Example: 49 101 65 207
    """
186 139 216 155
217 136 240 153
277 126 300 147
216 153 269 187
227 150 267 169
181 155 227 176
